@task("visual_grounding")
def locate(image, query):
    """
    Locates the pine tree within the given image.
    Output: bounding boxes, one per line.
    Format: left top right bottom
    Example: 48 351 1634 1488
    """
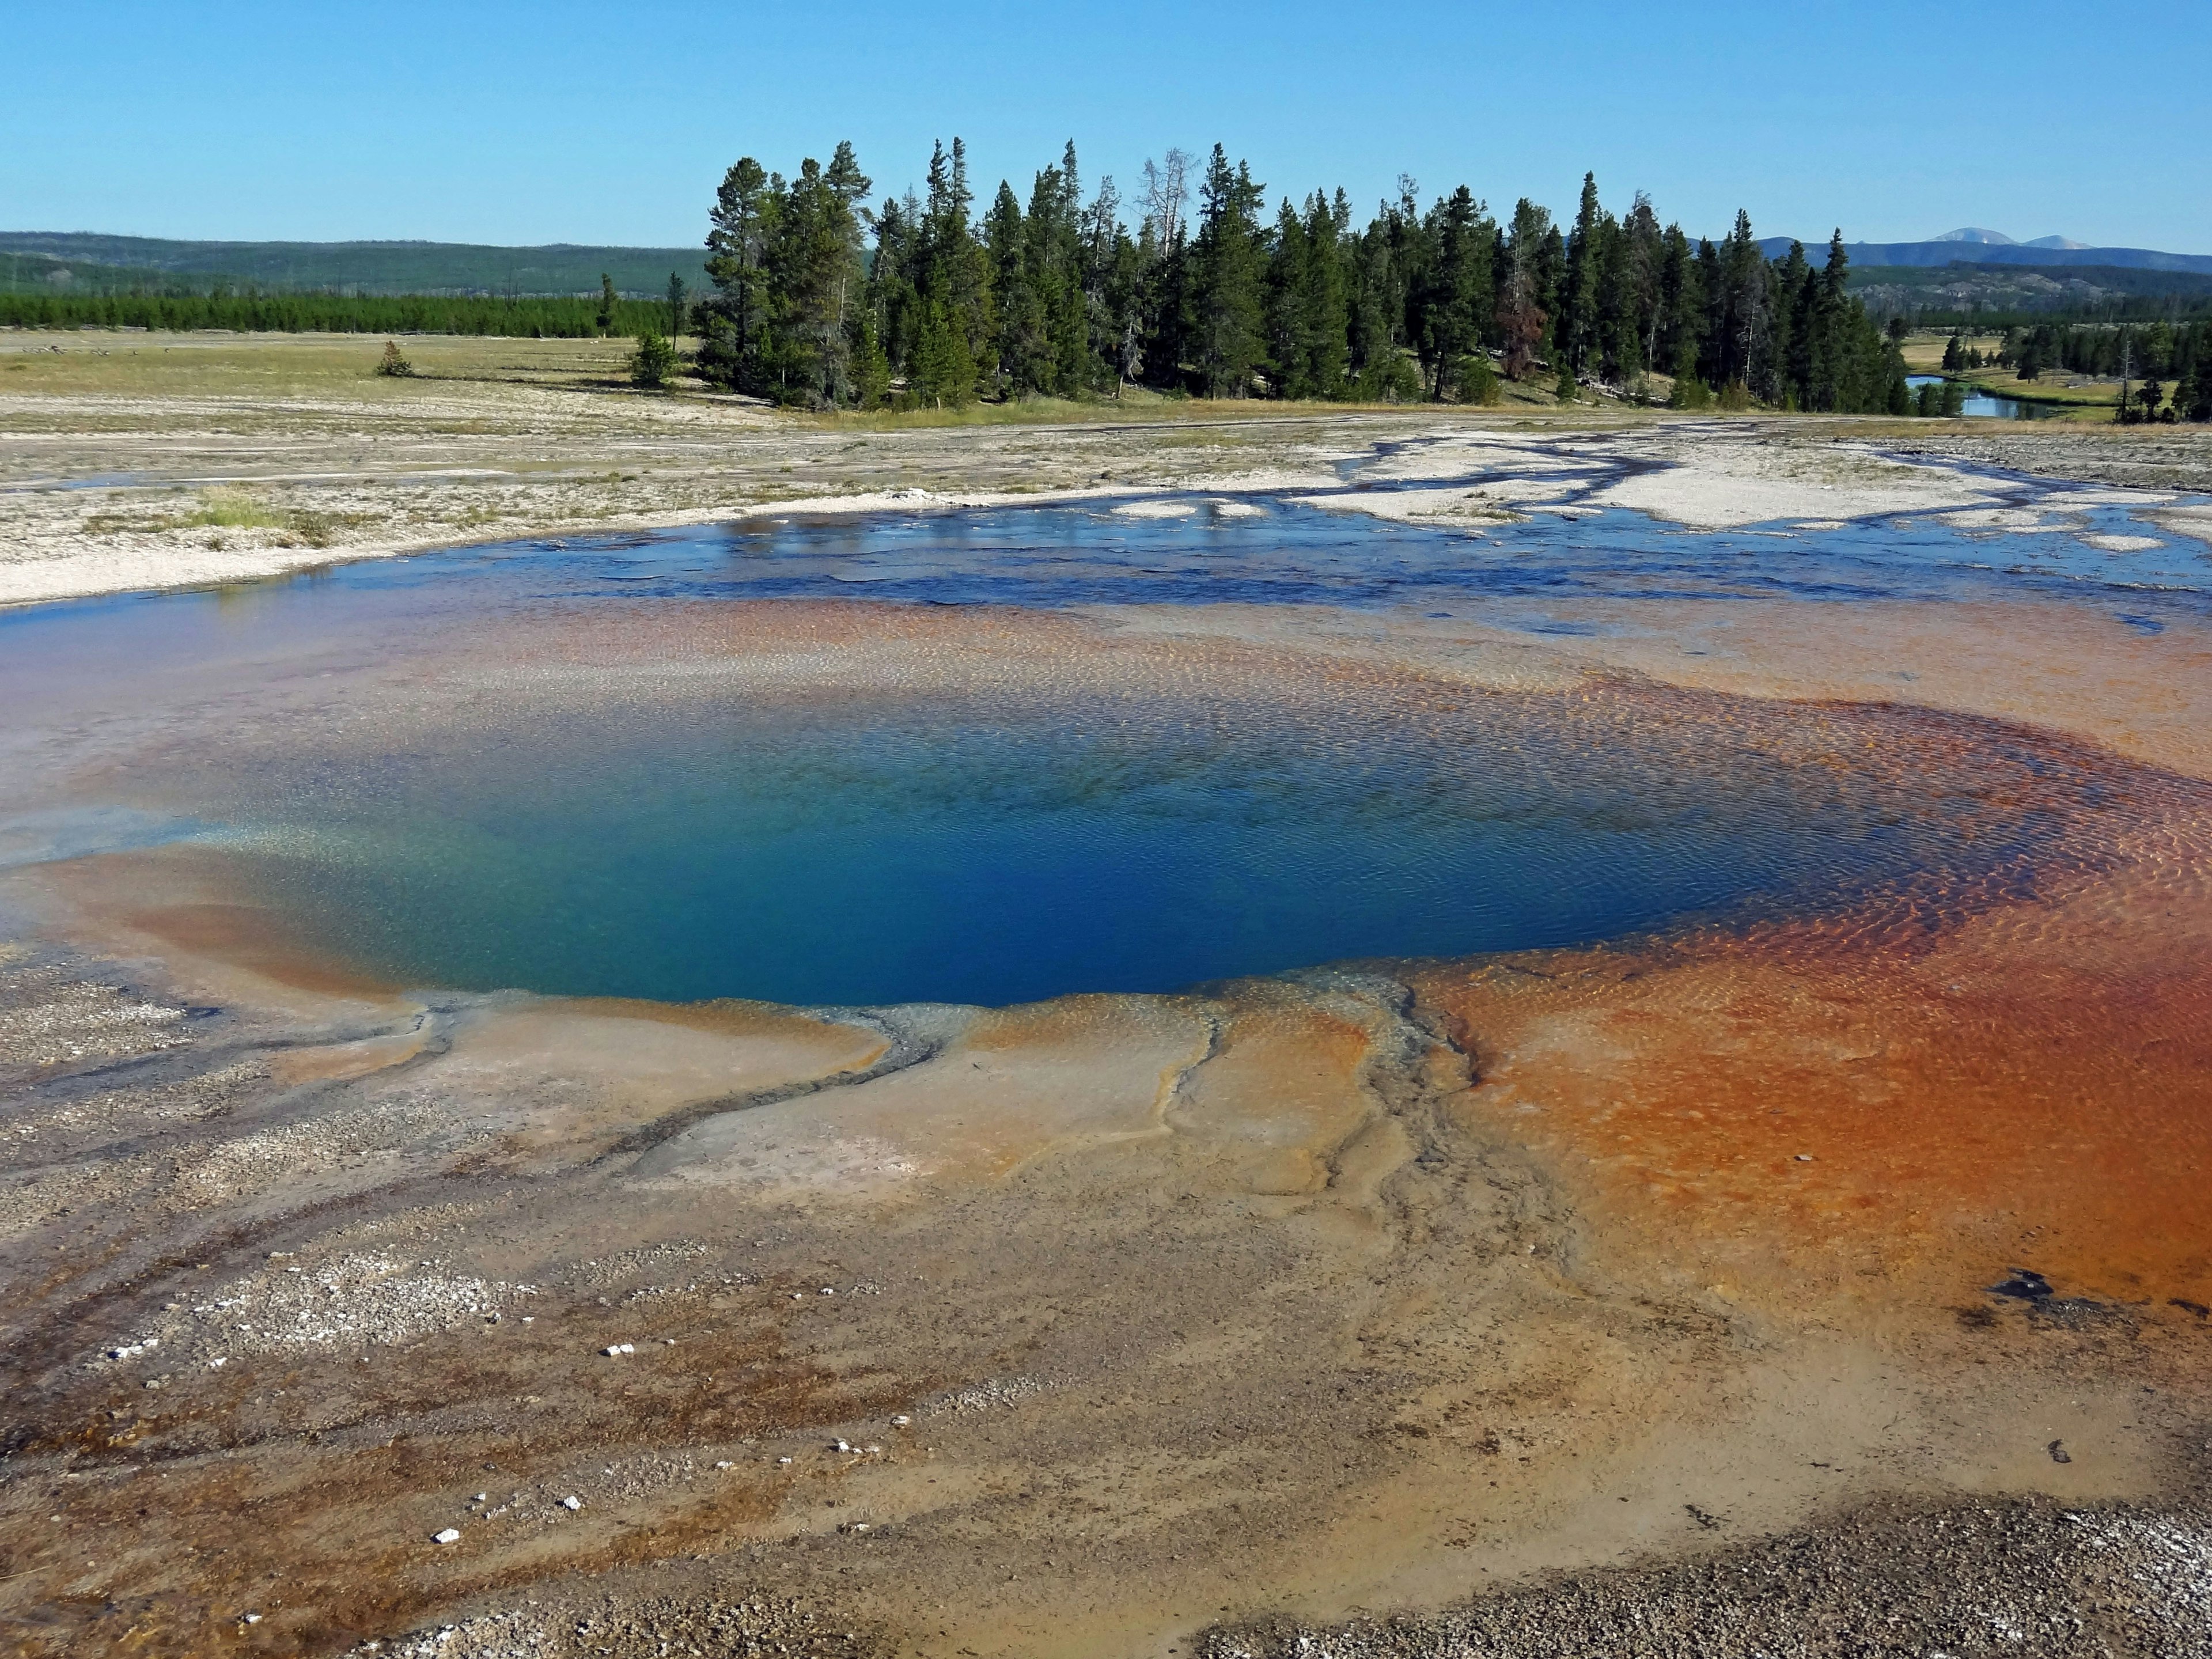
1613 193 1663 384
629 329 674 388
912 298 976 408
1713 211 1772 399
1771 240 1810 407
1266 198 1311 397
2186 330 2212 421
985 180 1039 395
1190 145 1267 397
1415 186 1492 399
764 151 870 406
596 274 618 335
867 190 924 383
1496 199 1553 380
853 311 891 408
1044 142 1092 394
699 157 777 393
1562 172 1602 374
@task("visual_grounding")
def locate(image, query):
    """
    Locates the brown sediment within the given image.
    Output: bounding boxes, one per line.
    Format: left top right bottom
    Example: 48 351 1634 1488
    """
25 840 410 1013
2 587 2209 1657
1417 830 2212 1320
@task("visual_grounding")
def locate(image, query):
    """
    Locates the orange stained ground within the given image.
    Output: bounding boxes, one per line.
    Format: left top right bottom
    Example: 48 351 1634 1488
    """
1420 808 2212 1320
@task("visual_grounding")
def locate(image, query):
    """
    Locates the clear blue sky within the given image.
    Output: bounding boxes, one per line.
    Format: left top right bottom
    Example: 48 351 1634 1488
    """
7 1 2208 252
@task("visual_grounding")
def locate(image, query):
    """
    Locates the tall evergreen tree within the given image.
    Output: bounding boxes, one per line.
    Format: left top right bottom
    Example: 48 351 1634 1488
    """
698 157 778 393
1189 145 1268 397
1415 185 1493 398
1497 198 1554 380
1562 172 1603 374
984 180 1039 395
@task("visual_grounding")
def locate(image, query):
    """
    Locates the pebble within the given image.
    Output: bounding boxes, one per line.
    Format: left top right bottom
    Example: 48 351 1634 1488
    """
432 1528 461 1544
603 1342 635 1356
562 1495 582 1510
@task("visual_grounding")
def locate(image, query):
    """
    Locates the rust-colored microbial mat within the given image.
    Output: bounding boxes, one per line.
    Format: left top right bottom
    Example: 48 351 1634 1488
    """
3 590 2210 1659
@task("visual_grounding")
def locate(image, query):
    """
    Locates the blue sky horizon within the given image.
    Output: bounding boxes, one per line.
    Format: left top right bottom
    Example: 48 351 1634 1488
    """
8 1 2209 254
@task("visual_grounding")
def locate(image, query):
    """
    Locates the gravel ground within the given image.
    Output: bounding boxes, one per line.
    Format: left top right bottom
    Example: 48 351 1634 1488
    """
1201 1497 2212 1659
357 1593 887 1658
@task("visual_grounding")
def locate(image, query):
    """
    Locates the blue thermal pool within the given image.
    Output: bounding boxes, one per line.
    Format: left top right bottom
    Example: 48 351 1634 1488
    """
2 479 2195 1007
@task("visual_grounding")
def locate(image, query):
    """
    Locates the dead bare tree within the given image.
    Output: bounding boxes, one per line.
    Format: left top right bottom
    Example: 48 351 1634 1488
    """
1141 147 1194 249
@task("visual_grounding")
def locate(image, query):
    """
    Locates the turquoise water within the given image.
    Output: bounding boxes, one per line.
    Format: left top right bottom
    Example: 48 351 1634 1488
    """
203 675 2101 1008
4 460 2194 1007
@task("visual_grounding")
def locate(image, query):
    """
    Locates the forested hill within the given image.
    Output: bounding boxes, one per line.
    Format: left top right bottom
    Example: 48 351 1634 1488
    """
1757 236 2212 275
0 233 709 297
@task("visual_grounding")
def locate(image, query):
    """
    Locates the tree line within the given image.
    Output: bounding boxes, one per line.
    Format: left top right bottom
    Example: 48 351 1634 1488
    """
1937 320 2212 422
0 290 671 336
1998 319 2208 387
690 138 1912 414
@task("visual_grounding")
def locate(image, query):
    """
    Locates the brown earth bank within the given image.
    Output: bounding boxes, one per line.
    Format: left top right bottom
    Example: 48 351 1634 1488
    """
1 593 2207 1657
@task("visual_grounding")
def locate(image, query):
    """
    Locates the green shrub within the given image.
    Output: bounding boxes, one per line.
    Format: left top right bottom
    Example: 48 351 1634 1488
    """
181 490 286 529
629 329 676 388
1455 353 1501 406
374 340 414 377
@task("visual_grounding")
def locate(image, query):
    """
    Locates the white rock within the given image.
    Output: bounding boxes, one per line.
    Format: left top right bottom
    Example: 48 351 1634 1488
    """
890 1414 911 1426
432 1528 461 1544
561 1495 582 1511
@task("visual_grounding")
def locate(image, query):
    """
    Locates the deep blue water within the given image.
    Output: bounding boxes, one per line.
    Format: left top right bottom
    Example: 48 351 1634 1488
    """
3 464 2198 1006
210 677 2086 1007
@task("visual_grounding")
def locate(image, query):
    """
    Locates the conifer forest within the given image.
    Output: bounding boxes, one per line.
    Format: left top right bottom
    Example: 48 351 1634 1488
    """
691 139 1915 414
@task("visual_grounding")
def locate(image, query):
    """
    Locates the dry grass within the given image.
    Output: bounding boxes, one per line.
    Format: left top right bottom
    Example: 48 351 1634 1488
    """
0 329 649 400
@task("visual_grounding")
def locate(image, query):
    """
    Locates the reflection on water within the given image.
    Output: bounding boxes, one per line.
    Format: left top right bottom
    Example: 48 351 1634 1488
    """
1906 373 2063 421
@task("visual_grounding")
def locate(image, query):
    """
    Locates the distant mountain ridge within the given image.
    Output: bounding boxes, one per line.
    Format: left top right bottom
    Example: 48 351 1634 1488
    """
0 232 709 297
1757 233 2212 276
1926 229 2089 250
